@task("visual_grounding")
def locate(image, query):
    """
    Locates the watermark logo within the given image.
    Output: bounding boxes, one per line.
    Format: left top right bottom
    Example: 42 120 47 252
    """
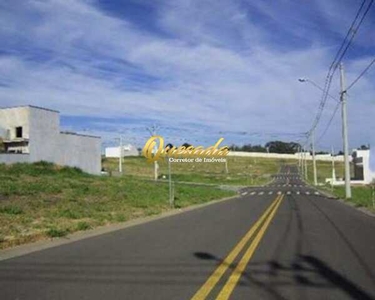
142 136 229 162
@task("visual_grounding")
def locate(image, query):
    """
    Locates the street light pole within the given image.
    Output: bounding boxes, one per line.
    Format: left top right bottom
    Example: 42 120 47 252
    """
331 146 336 192
339 63 352 199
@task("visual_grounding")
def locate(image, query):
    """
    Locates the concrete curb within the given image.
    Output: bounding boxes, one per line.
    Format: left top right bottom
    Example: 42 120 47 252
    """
311 185 375 218
0 194 240 262
327 197 375 218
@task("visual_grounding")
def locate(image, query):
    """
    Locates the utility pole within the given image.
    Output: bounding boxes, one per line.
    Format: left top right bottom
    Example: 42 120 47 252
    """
300 146 305 178
299 146 303 177
311 129 318 186
119 136 123 173
303 146 308 180
340 63 352 199
331 146 336 191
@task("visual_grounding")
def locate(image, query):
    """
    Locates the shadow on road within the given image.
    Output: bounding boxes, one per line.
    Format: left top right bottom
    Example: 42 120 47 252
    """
193 193 375 300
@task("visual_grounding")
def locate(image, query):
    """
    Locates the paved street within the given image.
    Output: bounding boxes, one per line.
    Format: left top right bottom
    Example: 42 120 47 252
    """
1 165 375 300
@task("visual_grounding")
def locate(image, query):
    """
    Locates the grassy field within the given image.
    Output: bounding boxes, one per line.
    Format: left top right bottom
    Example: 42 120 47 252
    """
331 185 375 211
0 162 235 249
2 155 371 250
102 156 284 186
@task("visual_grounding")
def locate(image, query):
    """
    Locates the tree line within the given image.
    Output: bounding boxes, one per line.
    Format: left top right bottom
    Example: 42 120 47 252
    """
229 141 301 154
229 141 370 154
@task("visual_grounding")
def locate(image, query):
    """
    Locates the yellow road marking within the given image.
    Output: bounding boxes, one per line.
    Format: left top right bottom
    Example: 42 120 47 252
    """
190 195 281 300
216 195 284 300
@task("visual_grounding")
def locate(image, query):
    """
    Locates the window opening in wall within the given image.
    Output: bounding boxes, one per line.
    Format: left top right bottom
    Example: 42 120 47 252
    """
16 126 23 138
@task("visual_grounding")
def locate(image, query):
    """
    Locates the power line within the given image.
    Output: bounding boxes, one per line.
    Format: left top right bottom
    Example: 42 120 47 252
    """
333 0 373 70
328 0 367 74
316 101 341 144
305 0 373 145
347 56 375 91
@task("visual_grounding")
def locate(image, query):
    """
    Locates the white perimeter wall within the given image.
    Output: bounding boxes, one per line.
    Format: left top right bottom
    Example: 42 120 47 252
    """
228 151 347 162
0 154 30 164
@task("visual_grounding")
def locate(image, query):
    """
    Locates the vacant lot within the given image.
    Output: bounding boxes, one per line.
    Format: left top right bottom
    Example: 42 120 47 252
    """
2 155 366 250
103 156 285 186
0 162 235 249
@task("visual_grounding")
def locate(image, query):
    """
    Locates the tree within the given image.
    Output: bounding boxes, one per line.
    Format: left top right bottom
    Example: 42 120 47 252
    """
0 137 4 153
359 144 370 150
316 151 329 155
265 141 301 154
228 143 267 152
228 141 302 153
165 143 174 153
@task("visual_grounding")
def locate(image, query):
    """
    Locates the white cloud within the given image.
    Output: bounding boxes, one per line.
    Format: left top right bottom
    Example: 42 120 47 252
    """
0 0 374 150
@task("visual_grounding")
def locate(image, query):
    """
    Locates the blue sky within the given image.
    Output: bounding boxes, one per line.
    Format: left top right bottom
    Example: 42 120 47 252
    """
0 0 375 152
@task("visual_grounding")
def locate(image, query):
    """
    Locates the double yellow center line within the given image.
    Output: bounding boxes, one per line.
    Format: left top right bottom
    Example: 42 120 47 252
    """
191 194 284 300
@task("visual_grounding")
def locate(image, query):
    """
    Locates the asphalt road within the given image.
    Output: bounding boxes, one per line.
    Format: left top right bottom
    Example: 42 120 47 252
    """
1 165 375 300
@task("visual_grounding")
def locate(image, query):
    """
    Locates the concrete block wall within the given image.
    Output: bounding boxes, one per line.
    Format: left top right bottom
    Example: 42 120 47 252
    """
28 107 60 162
58 132 101 174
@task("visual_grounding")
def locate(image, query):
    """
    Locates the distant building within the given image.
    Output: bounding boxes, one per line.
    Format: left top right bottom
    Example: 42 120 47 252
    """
328 149 374 186
105 144 139 158
352 149 374 184
0 105 101 174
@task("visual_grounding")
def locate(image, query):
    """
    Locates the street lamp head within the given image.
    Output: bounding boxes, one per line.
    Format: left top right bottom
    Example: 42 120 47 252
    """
298 78 308 83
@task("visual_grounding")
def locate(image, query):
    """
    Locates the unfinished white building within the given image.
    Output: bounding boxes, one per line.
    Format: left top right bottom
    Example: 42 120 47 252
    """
0 105 101 174
352 149 375 184
105 144 139 158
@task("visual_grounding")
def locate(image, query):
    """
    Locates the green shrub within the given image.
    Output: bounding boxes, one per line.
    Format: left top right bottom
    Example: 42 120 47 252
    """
76 221 91 231
0 205 23 215
58 209 83 219
59 166 84 177
115 214 126 222
46 227 69 238
11 162 56 176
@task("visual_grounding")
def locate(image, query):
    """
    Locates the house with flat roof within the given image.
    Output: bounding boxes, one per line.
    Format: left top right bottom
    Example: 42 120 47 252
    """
0 105 101 174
